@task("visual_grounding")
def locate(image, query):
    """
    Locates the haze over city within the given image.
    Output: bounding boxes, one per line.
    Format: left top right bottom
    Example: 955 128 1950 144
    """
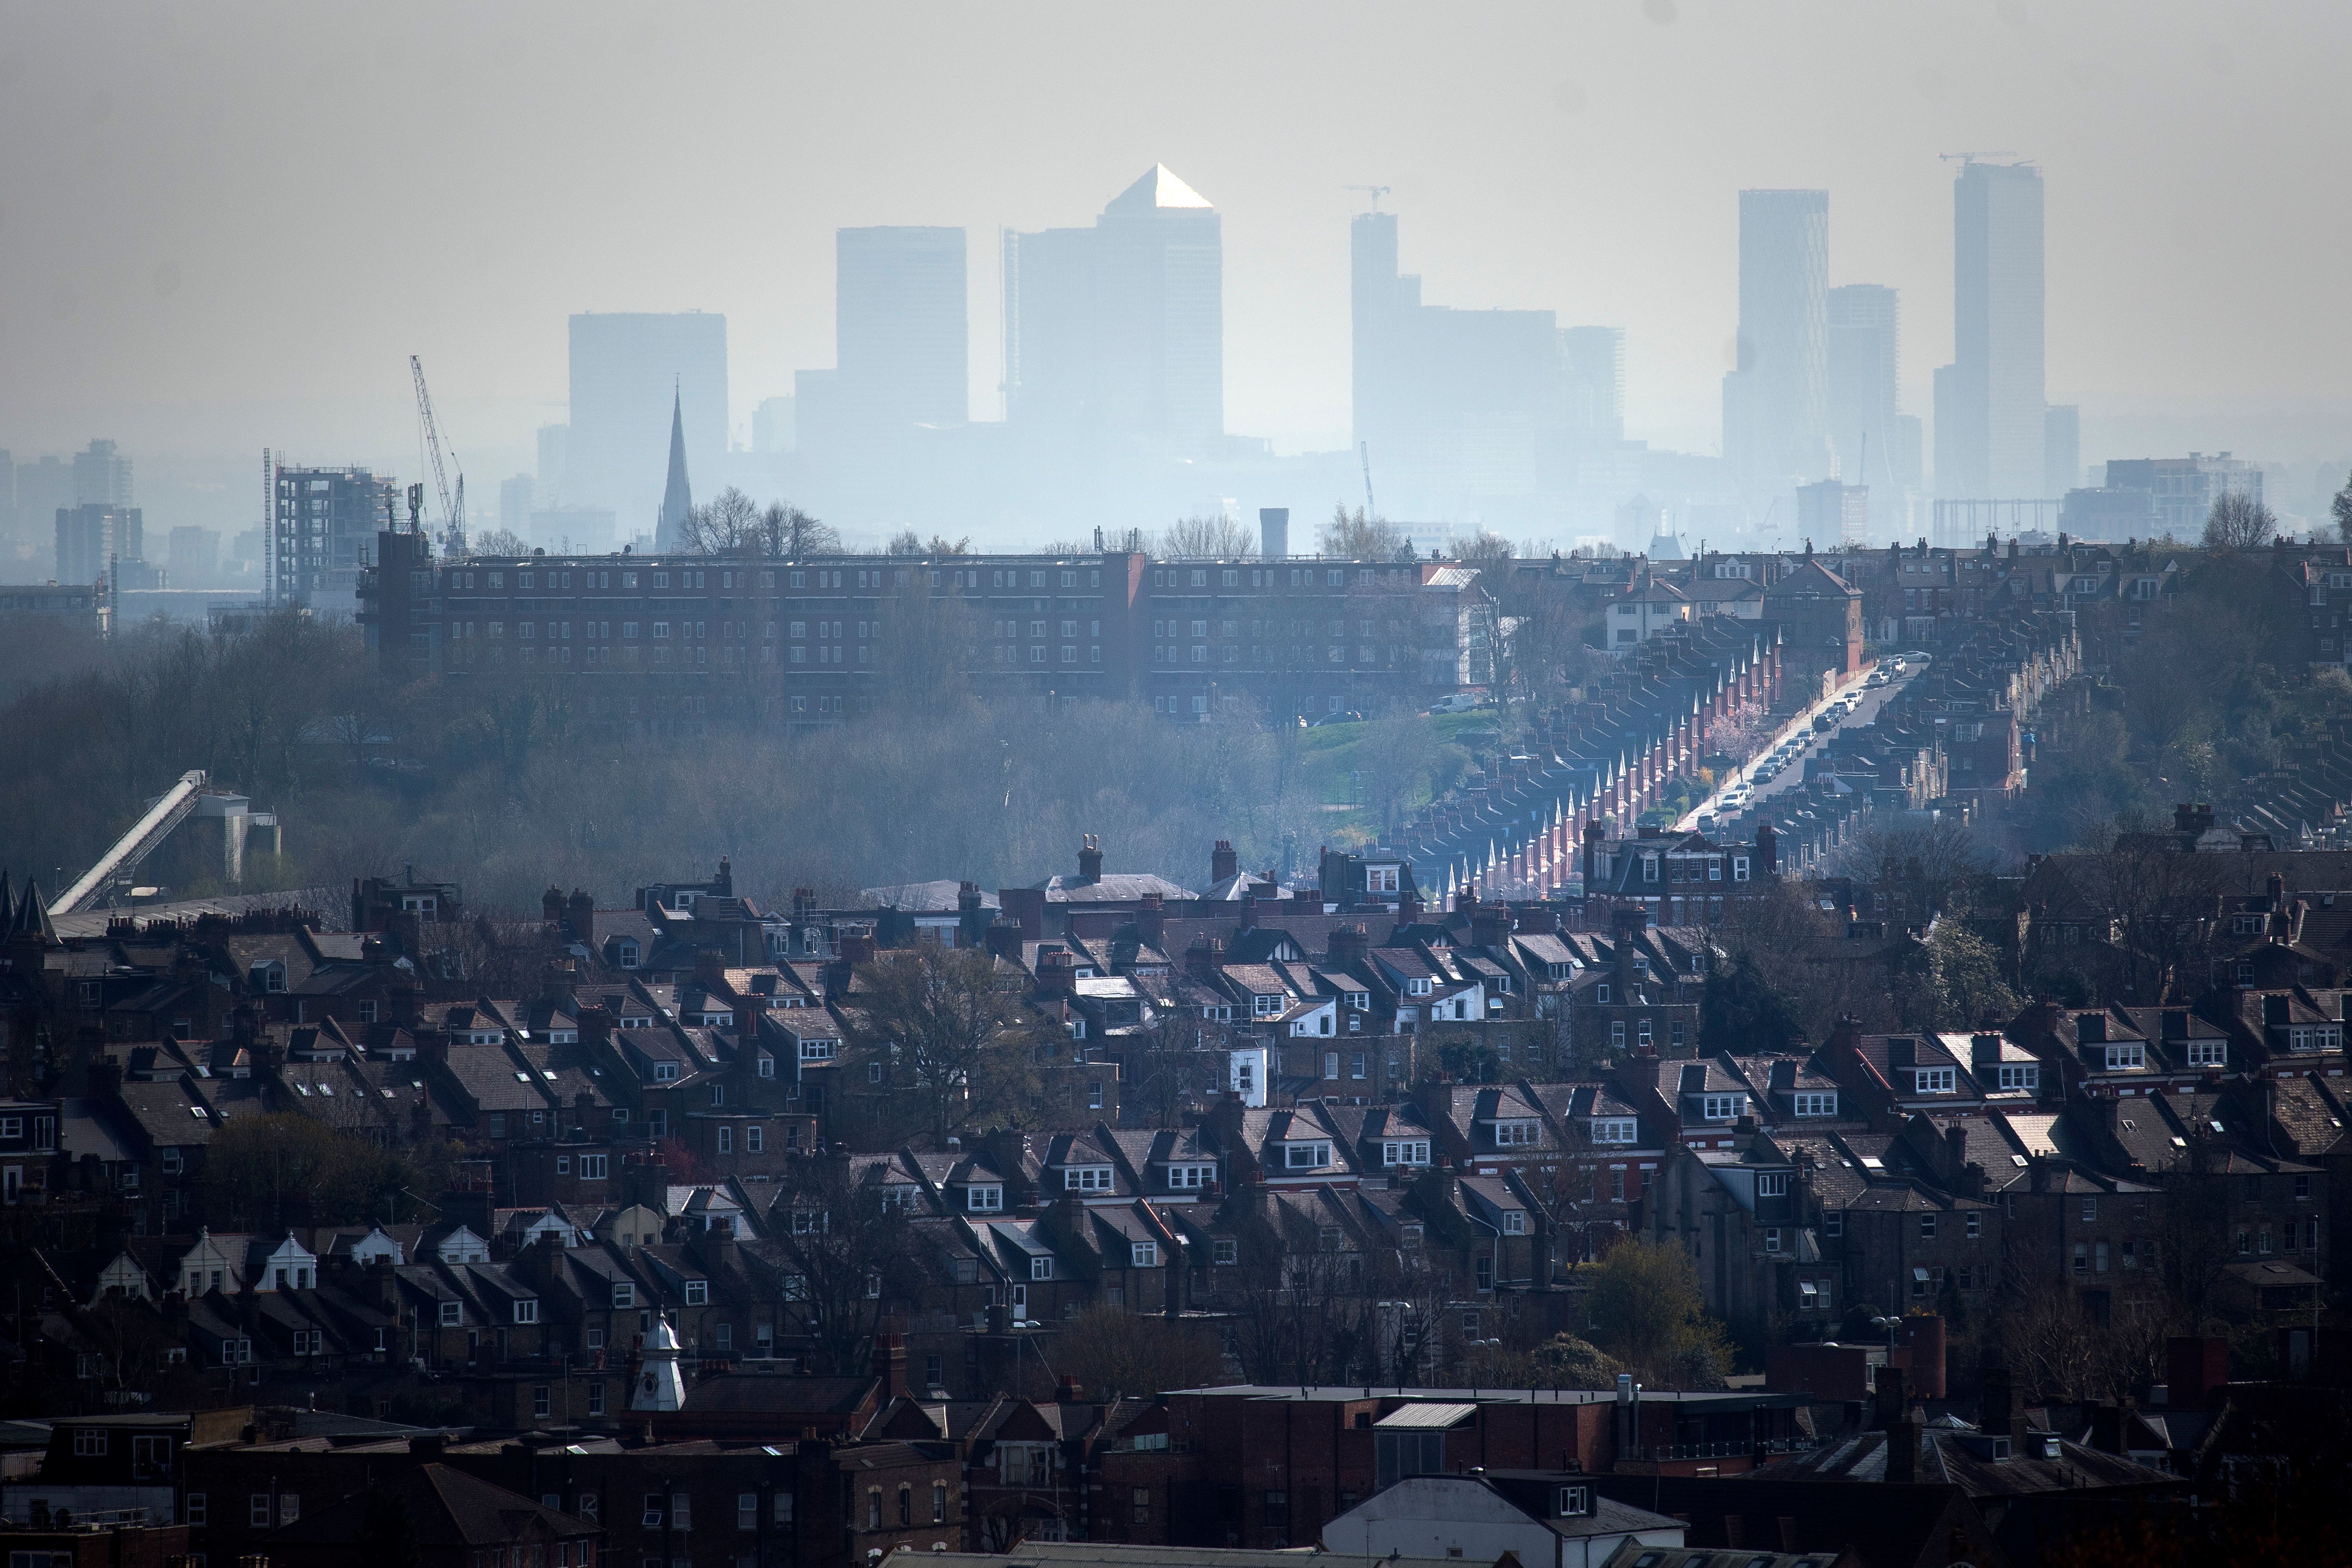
4 0 2351 547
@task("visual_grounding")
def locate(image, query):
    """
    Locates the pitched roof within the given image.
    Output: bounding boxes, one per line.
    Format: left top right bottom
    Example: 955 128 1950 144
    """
269 1463 595 1548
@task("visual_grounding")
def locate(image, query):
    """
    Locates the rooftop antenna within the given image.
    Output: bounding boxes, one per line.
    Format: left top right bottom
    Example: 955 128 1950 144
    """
1343 184 1391 211
1360 441 1379 522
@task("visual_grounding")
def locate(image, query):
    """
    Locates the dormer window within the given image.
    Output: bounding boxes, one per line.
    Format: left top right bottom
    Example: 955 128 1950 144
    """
1792 1092 1837 1117
2102 1043 2145 1071
1998 1064 2040 1091
1491 1119 1539 1147
1589 1118 1638 1143
1063 1166 1113 1192
967 1185 1003 1213
1253 994 1283 1017
1366 865 1400 895
1382 1139 1431 1166
1912 1068 1957 1094
1756 1172 1790 1197
652 1061 680 1082
1501 1210 1527 1234
799 1038 838 1062
1699 1094 1744 1121
1408 978 1431 996
1284 1140 1332 1170
1554 1485 1591 1518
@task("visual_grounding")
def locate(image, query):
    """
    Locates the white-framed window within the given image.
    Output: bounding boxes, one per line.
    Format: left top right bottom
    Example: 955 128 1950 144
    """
1997 1064 2039 1092
514 1299 538 1324
1030 1257 1053 1281
1912 1068 1956 1094
1063 1166 1113 1191
251 1495 273 1528
2186 1042 2225 1067
1366 865 1400 894
611 1282 635 1308
1764 1227 1782 1253
2103 1043 2145 1071
684 1280 708 1305
74 1430 107 1456
1792 1092 1836 1117
184 1493 207 1526
1131 1241 1160 1267
439 1300 461 1327
1284 1141 1332 1169
1492 1119 1539 1147
1700 1094 1743 1120
1501 1211 1527 1234
581 1154 608 1179
1756 1172 1790 1197
1382 1139 1431 1166
1589 1118 1638 1143
799 1038 837 1062
1824 1211 1843 1238
967 1185 1003 1212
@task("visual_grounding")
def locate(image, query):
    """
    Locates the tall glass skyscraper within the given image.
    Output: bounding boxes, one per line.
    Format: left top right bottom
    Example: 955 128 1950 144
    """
1935 160 2045 498
1002 166 1223 448
1723 190 1830 491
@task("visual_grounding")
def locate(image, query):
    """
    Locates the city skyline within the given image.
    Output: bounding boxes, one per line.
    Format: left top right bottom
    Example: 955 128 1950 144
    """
5 3 2352 538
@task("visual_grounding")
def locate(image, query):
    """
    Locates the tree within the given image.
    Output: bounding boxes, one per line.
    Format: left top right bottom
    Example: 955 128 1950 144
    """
1581 1237 1731 1388
1125 1006 1231 1129
202 1112 407 1228
885 529 923 556
1698 952 1807 1055
1321 504 1407 561
1892 920 2021 1032
758 501 839 558
1161 514 1257 559
1493 1330 1623 1390
843 945 1041 1148
680 486 763 554
469 527 530 557
2202 490 2276 551
769 1154 923 1375
1058 1305 1228 1397
2334 468 2352 543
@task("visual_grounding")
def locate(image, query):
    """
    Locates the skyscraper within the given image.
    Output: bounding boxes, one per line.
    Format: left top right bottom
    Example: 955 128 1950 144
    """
566 312 727 532
1003 166 1223 446
1935 160 2045 498
1825 284 1903 491
835 226 968 433
1722 190 1830 490
1350 209 1611 513
73 439 133 508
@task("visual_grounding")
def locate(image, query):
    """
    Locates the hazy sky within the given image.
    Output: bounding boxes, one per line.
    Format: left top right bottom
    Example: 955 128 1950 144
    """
4 0 2348 500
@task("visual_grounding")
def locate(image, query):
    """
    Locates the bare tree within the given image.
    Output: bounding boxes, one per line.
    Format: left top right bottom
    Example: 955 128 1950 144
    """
1321 505 1409 561
1160 514 1257 559
679 486 763 554
2202 490 2276 551
767 1154 924 1374
469 527 530 557
2334 468 2352 543
842 945 1042 1149
758 501 840 558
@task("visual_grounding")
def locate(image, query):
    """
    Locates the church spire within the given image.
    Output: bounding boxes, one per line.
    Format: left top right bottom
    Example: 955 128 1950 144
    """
657 380 692 550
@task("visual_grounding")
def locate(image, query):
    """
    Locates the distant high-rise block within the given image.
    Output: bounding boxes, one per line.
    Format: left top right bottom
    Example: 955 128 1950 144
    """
73 439 133 509
1825 285 1900 486
14 456 74 546
1004 166 1223 446
1936 160 2045 498
835 226 968 436
1724 190 1830 489
1351 208 1605 509
500 474 534 536
56 503 143 587
535 424 569 504
567 312 727 532
2043 405 2080 497
272 463 394 610
1561 327 1626 443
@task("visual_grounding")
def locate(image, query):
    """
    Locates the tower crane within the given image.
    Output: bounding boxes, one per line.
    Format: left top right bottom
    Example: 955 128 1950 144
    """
410 355 465 543
1343 184 1391 211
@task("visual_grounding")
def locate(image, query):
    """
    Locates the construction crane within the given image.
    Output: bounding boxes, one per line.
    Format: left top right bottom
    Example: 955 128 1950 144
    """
410 355 464 542
1938 151 2019 166
1359 441 1379 522
1343 184 1391 211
